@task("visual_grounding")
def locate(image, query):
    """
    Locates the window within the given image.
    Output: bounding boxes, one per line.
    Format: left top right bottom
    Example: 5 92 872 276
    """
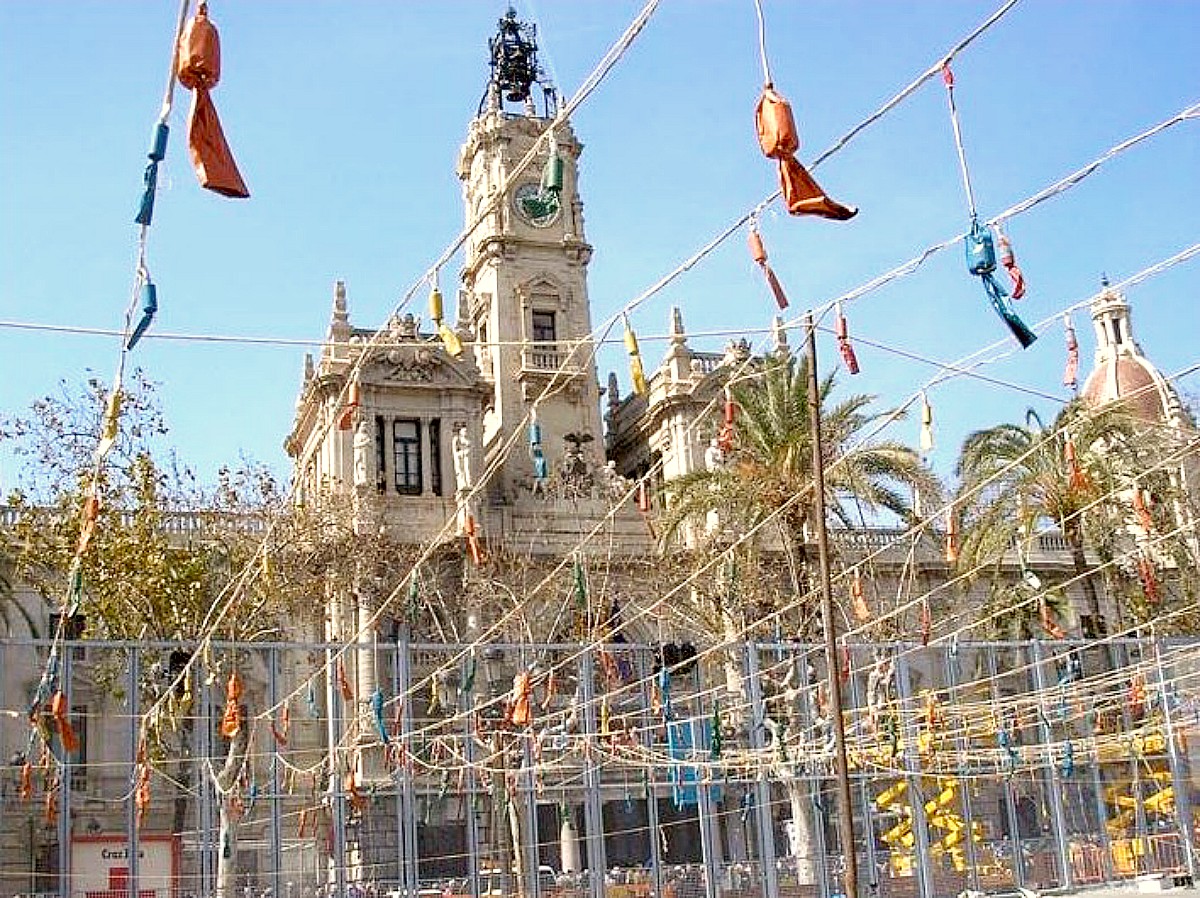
70 704 87 789
374 416 387 494
531 310 556 343
393 419 422 495
429 419 443 496
1080 614 1107 639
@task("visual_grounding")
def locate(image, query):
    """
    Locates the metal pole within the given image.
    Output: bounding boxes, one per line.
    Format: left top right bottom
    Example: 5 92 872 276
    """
799 653 831 898
200 666 214 897
804 313 859 898
1154 637 1196 881
1031 641 1073 890
943 645 981 892
579 647 607 898
845 649 880 896
691 710 720 898
638 649 665 898
326 646 348 898
396 636 419 895
128 646 141 898
744 643 780 898
269 648 284 898
520 731 540 897
894 647 933 898
391 642 405 890
988 649 1025 890
462 670 483 898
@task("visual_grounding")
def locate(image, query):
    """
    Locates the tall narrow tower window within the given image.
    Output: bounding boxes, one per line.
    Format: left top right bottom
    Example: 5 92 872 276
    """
532 310 556 342
374 416 388 494
531 310 557 369
393 419 423 495
429 419 443 496
1112 319 1124 345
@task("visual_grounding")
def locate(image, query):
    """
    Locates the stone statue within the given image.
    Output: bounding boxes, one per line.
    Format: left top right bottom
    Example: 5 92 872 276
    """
560 432 594 498
352 420 372 488
704 437 726 472
452 426 473 492
600 460 628 501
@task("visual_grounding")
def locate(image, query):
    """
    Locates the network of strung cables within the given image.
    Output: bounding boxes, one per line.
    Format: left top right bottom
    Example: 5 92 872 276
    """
7 0 1200 876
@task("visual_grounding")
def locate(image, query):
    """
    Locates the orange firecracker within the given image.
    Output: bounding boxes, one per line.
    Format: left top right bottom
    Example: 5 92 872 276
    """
1040 600 1066 639
747 226 790 310
1132 488 1154 533
1065 438 1088 492
944 508 959 564
77 492 101 554
508 670 532 727
755 86 856 219
834 304 860 374
271 706 290 747
177 3 249 198
464 514 485 566
49 691 80 753
219 670 244 739
850 569 870 622
337 659 354 703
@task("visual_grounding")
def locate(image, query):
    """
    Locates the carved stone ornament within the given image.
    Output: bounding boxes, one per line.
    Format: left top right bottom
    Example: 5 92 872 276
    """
382 345 442 383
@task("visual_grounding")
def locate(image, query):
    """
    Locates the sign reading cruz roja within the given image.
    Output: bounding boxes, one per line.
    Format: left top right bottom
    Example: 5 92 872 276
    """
73 835 178 898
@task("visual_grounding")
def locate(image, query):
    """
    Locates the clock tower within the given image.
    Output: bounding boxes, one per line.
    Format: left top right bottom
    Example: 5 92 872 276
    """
457 9 604 504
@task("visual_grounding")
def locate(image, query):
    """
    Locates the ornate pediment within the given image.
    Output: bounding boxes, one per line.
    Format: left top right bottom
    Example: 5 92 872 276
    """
368 343 483 390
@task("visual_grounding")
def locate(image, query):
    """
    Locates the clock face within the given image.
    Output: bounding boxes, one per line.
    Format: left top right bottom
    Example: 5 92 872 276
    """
513 182 561 228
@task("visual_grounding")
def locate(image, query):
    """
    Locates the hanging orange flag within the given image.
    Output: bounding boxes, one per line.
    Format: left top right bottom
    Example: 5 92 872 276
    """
177 3 249 198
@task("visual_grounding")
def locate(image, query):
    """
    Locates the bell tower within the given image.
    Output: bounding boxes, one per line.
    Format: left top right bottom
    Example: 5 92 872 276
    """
457 9 603 502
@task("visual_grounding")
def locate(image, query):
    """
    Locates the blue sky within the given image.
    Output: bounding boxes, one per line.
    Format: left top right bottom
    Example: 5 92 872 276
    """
1 1 1197 493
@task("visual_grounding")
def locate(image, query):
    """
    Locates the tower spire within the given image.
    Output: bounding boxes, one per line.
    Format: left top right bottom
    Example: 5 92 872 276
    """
484 8 557 118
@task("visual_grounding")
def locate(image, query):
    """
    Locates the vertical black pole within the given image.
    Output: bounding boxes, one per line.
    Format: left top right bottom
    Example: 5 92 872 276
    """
128 647 141 898
805 313 859 898
269 647 284 898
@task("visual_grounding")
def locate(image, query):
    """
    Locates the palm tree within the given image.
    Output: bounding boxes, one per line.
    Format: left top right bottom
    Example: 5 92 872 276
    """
661 352 941 634
657 351 940 882
0 539 39 637
953 401 1176 639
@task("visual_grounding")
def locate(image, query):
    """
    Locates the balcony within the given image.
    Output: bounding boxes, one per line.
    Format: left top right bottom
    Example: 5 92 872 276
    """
519 343 590 379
